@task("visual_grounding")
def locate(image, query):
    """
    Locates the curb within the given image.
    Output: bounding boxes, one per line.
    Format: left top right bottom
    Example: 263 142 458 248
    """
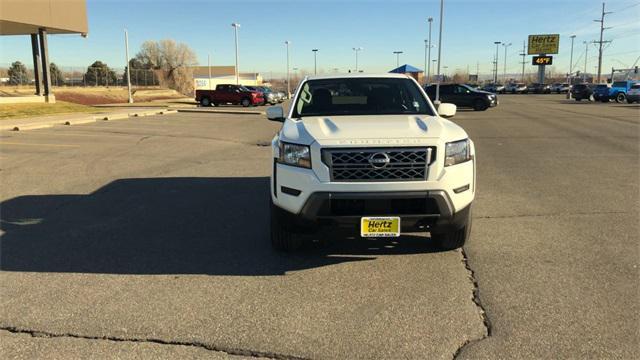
177 108 264 115
3 108 175 132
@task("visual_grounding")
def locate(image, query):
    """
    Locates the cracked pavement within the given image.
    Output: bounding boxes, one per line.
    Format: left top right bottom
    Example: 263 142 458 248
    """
1 96 638 358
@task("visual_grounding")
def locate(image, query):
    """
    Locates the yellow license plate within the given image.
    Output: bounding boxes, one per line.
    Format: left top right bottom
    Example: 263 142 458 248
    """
361 217 400 237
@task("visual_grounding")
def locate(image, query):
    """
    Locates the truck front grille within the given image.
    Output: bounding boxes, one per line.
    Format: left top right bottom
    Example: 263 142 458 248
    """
322 147 435 182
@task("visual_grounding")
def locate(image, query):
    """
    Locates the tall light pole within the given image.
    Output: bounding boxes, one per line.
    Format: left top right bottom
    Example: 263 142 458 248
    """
207 54 212 90
493 41 501 83
393 51 403 67
583 40 589 82
568 35 576 94
312 49 319 75
124 28 132 103
427 17 433 84
285 40 291 98
520 40 526 82
593 2 612 83
434 0 444 104
231 23 240 85
502 42 511 83
353 47 363 72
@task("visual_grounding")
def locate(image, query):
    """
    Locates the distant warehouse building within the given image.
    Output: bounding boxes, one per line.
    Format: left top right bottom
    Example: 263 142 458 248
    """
191 66 263 90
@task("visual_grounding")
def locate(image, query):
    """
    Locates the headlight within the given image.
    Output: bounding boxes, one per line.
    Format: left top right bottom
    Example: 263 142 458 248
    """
445 139 471 166
278 141 311 168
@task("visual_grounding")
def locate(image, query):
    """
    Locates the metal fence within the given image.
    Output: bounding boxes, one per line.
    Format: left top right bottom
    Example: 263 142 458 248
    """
0 65 159 88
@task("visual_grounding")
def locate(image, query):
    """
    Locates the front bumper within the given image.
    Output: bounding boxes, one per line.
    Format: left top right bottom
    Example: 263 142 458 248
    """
285 190 470 233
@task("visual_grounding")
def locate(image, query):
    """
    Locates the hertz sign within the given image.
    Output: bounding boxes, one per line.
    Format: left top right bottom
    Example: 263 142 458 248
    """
532 56 553 65
528 34 560 55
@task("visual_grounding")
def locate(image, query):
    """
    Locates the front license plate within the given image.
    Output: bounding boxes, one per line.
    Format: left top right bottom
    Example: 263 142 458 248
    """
361 217 400 237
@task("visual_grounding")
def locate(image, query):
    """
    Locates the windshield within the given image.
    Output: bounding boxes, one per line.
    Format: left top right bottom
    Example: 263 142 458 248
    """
612 81 627 87
292 77 434 117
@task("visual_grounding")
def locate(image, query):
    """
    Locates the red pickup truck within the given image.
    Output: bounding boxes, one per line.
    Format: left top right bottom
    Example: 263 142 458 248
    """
196 84 264 107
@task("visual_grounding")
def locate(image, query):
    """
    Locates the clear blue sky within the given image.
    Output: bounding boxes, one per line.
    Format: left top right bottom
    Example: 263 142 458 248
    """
1 0 638 78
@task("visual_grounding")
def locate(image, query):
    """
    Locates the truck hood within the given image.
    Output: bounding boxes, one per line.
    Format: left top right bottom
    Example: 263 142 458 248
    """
280 114 467 144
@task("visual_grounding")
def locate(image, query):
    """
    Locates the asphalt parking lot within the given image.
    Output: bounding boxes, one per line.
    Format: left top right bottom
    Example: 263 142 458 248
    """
1 95 638 359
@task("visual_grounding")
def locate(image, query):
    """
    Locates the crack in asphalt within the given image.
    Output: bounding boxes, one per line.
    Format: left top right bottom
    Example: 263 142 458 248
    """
453 249 492 359
0 327 309 360
474 210 629 220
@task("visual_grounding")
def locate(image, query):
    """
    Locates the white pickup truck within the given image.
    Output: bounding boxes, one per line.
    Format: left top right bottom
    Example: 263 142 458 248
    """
267 73 476 251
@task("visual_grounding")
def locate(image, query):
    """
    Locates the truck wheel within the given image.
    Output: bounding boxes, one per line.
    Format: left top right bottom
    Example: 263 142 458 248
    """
473 99 488 111
432 209 472 251
615 93 626 103
200 97 211 107
270 202 302 252
241 98 251 107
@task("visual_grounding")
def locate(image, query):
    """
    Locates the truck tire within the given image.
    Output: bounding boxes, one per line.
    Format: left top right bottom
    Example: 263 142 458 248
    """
615 93 626 103
473 99 488 111
432 209 472 250
200 97 211 107
241 98 251 107
270 202 302 252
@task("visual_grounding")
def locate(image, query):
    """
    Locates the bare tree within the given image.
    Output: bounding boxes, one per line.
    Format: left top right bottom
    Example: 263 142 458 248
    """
136 39 197 95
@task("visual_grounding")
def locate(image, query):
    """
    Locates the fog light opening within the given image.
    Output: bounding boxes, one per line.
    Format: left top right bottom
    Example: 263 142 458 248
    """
454 184 470 194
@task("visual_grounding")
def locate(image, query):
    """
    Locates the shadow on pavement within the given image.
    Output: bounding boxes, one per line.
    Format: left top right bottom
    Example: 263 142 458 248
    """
1 177 441 276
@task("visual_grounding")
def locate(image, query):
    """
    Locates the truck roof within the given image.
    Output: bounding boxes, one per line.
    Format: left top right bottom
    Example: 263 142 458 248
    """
303 73 411 81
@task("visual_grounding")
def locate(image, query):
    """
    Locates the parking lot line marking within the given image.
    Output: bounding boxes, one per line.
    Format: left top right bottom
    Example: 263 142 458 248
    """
0 142 80 148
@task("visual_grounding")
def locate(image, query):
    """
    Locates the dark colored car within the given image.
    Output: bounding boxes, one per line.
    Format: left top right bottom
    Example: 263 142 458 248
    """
424 83 498 111
593 84 611 102
570 83 593 101
528 83 552 94
196 84 264 107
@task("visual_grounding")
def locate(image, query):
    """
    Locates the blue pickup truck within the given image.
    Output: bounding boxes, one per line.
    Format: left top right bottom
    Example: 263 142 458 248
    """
603 80 638 103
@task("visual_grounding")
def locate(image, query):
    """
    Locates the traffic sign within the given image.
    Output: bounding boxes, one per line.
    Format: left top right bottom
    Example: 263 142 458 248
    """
532 55 553 65
528 34 560 55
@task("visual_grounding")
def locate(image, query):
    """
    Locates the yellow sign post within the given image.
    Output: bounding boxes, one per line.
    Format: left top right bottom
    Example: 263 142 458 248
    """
527 34 560 55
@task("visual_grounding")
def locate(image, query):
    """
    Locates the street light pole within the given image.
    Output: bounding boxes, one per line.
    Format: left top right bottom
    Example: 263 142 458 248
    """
427 17 433 84
568 35 576 97
353 47 363 72
285 41 291 98
493 41 501 83
124 28 132 103
583 41 589 82
231 23 240 85
312 49 318 75
434 0 444 104
393 51 403 67
502 42 511 83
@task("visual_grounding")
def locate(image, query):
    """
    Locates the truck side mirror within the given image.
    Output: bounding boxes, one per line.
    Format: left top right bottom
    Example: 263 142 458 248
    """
267 106 285 122
437 103 457 118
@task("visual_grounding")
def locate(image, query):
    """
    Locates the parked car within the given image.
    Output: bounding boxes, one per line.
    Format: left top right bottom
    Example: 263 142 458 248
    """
626 83 640 104
246 86 278 105
483 83 505 93
570 83 593 101
528 83 552 94
552 83 571 93
593 84 611 102
505 83 527 94
275 91 286 103
609 80 638 103
424 83 497 111
266 73 475 251
196 84 264 107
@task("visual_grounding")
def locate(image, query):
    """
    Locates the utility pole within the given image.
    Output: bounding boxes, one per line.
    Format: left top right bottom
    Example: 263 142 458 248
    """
312 49 319 75
593 2 612 83
427 17 433 84
231 23 240 85
285 41 291 98
434 0 444 104
393 51 403 67
207 54 212 90
520 41 526 82
493 41 501 83
502 42 512 83
124 29 132 103
583 41 589 82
